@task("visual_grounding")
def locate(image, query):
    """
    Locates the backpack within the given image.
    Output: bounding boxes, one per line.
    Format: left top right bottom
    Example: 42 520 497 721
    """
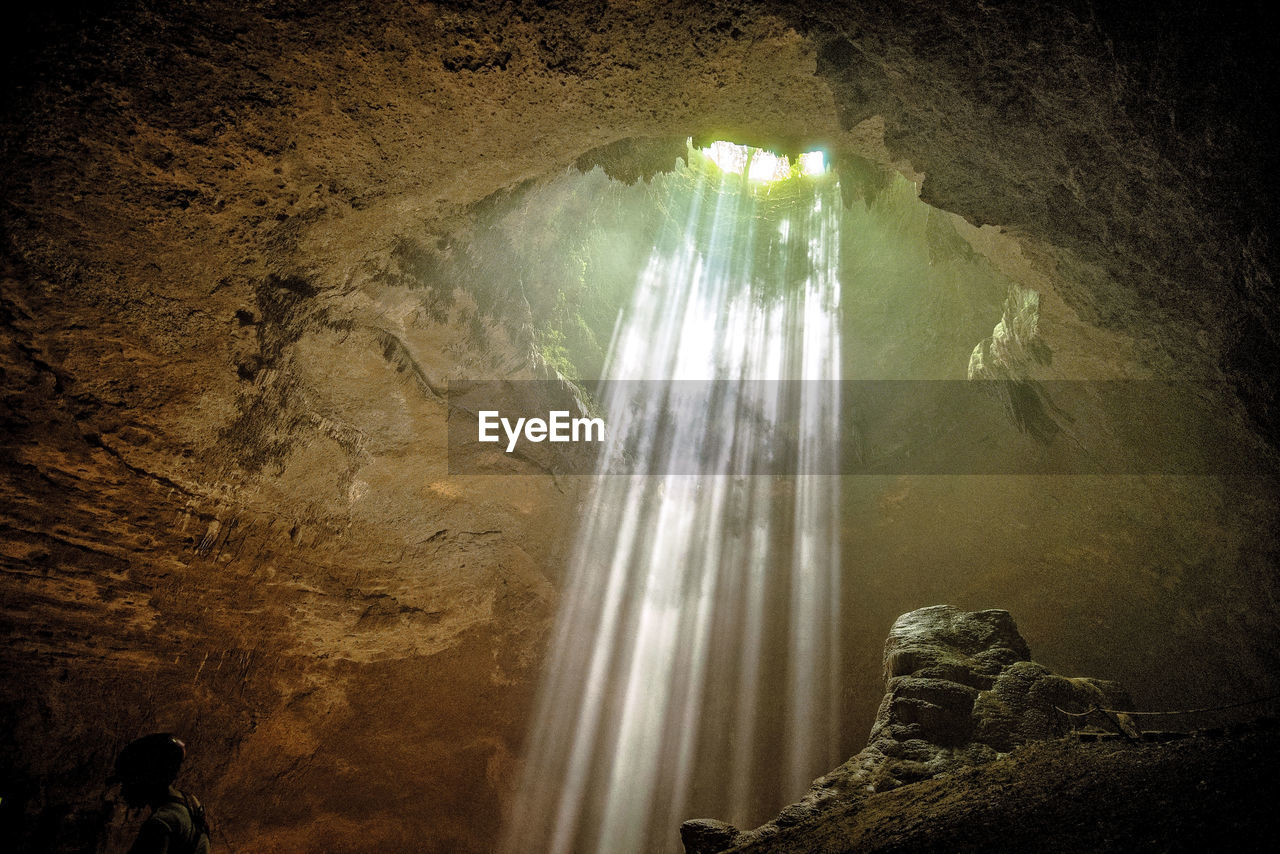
167 790 212 853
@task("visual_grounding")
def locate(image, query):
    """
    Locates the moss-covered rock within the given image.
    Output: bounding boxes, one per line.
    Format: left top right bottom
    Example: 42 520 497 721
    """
684 605 1135 853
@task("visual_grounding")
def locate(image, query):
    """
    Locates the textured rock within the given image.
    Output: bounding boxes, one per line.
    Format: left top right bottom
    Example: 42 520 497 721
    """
718 727 1280 854
683 606 1133 852
865 607 1130 781
682 819 745 854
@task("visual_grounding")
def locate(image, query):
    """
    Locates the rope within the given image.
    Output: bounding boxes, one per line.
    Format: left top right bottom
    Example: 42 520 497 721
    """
1054 690 1280 720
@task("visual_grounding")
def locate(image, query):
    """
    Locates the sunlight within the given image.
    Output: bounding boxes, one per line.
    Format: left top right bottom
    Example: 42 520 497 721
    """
699 140 829 183
502 150 844 854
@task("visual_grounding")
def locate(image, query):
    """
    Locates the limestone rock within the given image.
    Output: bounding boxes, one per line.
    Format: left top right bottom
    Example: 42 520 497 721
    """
680 819 743 854
683 605 1133 852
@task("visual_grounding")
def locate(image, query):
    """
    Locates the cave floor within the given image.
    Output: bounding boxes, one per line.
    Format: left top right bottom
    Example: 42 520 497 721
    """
732 723 1280 853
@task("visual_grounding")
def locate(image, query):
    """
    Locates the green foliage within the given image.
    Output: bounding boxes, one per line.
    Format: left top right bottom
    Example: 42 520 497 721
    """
536 326 576 378
535 288 607 382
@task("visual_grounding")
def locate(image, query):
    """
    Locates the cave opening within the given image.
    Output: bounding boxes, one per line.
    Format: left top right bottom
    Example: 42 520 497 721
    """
698 140 828 182
444 139 1023 853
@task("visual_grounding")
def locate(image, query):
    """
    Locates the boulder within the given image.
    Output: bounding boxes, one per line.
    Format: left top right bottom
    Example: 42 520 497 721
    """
680 819 743 854
681 605 1132 852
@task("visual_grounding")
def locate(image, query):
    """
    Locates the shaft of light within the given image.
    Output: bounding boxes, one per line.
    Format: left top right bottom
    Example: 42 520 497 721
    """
503 164 844 854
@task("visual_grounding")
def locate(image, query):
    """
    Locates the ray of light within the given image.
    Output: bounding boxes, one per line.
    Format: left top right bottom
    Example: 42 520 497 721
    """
503 149 843 854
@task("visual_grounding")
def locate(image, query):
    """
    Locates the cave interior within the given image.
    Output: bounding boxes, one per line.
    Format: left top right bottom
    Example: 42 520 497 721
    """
2 1 1279 852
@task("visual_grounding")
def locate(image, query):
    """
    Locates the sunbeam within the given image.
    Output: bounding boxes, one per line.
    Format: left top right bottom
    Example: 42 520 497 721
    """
504 145 843 854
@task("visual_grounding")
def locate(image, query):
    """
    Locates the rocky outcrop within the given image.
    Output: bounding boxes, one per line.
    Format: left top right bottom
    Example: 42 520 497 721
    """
695 727 1280 854
682 606 1131 853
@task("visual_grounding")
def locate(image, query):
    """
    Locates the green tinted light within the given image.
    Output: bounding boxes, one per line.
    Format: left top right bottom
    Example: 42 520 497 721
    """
697 140 827 182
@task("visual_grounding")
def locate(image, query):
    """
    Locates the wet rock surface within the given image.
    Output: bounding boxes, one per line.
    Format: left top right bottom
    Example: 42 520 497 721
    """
683 606 1134 852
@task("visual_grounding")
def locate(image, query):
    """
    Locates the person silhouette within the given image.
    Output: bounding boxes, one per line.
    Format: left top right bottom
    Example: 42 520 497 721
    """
109 733 210 853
